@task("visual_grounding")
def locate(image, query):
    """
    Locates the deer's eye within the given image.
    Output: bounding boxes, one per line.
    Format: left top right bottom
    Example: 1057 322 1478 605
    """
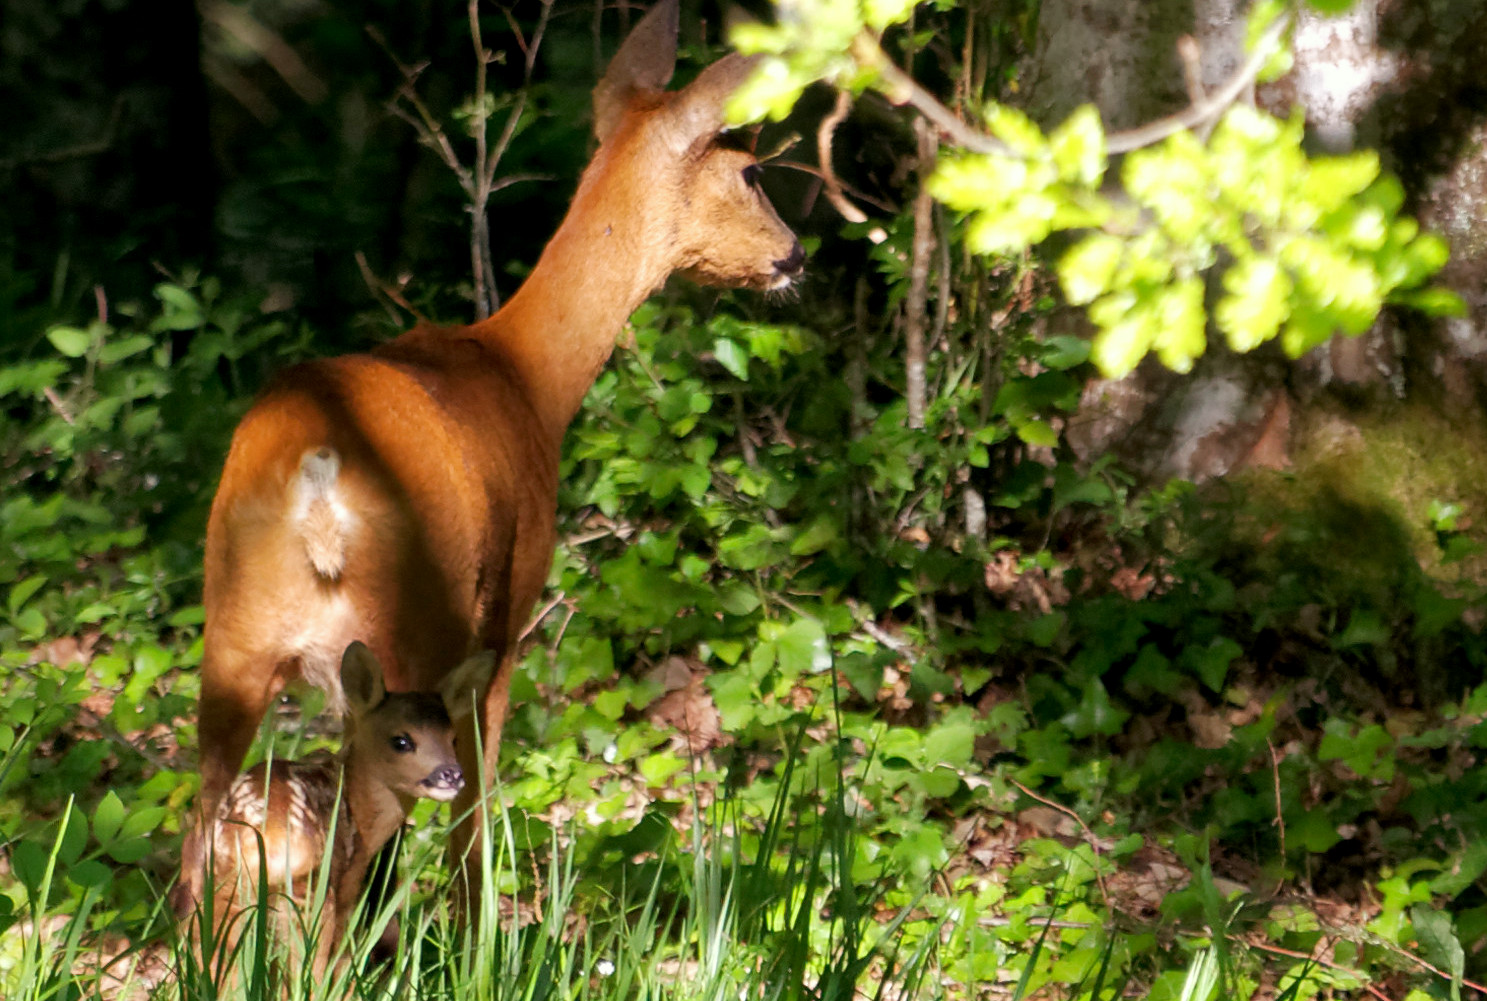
389 734 414 753
742 163 762 187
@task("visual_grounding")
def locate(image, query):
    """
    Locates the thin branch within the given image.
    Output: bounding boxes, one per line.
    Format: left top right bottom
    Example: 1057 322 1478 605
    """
368 27 477 197
1268 739 1287 862
858 10 1292 158
519 590 568 643
816 90 868 224
1374 937 1487 997
768 159 896 214
1245 942 1395 1001
1009 779 1112 912
1107 12 1290 153
468 0 495 317
355 251 427 326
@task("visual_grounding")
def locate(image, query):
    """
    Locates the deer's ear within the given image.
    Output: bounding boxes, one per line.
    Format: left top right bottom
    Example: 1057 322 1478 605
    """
663 52 760 155
593 0 680 145
440 651 496 722
340 641 387 714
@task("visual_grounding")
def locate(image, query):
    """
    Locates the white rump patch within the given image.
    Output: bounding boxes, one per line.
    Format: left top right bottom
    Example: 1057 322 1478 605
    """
293 447 353 579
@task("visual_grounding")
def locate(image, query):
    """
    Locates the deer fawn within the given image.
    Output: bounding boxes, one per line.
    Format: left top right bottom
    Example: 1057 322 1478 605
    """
196 642 492 979
180 0 802 905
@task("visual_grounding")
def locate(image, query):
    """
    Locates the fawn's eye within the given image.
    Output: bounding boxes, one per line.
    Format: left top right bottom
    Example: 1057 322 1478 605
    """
742 163 762 187
389 734 414 753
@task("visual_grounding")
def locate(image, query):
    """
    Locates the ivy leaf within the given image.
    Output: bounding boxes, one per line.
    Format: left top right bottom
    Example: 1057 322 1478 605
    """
1152 276 1207 373
1061 678 1130 738
1049 104 1106 186
1059 233 1124 306
986 104 1048 158
1216 256 1292 352
1089 292 1152 379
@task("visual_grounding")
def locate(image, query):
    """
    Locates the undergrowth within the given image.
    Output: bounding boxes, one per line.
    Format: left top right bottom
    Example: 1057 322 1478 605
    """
1 270 1486 998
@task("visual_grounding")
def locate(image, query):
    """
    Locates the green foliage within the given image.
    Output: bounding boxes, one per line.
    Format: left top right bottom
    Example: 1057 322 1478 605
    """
5 0 1487 997
732 1 1460 379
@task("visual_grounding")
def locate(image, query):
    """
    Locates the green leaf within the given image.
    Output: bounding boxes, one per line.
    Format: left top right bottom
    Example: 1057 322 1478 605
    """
118 805 169 840
11 840 51 895
1184 637 1242 693
1394 287 1467 317
1049 105 1106 186
58 809 88 866
1088 291 1151 378
789 516 839 556
93 790 126 845
154 284 205 330
1061 678 1130 738
1153 276 1207 373
47 326 93 358
1041 335 1092 370
1216 256 1292 352
986 104 1049 158
923 719 977 768
1059 234 1124 306
67 860 114 892
1411 904 1465 995
99 334 157 365
775 617 832 676
1014 418 1059 448
712 338 750 381
8 575 48 615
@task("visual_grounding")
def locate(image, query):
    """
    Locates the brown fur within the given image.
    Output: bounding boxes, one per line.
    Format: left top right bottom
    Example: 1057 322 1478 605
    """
180 0 802 908
197 644 490 980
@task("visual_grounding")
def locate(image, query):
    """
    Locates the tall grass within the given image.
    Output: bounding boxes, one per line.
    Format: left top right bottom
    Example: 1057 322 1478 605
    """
0 739 1274 1001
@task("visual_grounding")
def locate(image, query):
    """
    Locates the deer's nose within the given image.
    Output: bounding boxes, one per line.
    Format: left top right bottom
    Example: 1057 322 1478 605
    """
775 242 806 277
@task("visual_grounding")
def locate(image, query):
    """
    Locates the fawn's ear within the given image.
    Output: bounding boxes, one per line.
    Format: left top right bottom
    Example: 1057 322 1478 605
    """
440 651 496 722
340 641 387 715
593 0 680 145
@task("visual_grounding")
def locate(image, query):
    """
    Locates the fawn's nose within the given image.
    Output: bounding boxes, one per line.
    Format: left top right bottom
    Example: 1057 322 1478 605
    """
425 765 464 793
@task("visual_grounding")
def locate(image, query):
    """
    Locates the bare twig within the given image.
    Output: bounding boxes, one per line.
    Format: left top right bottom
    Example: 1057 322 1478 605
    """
1009 779 1112 911
1268 739 1287 862
520 589 569 642
816 90 869 224
1106 12 1290 153
43 388 75 426
371 0 552 321
1245 941 1396 1001
355 251 427 326
1374 937 1487 997
857 10 1291 158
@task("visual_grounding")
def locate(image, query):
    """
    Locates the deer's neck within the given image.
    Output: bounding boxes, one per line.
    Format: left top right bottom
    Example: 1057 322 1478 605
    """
468 143 671 439
336 758 409 908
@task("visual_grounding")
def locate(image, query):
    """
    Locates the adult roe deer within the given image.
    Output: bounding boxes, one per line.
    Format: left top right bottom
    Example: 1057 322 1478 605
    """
179 0 802 905
196 642 491 979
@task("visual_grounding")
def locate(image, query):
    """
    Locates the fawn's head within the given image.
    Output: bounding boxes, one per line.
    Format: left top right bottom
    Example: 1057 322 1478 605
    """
588 0 804 293
339 642 494 803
